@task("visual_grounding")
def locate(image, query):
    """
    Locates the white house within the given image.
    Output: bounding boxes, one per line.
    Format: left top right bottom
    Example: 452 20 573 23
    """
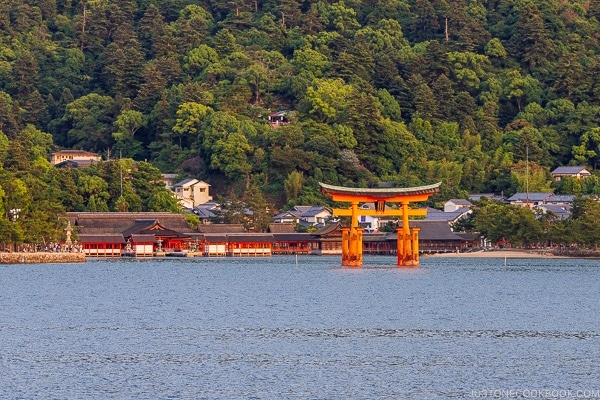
444 199 473 213
173 179 212 209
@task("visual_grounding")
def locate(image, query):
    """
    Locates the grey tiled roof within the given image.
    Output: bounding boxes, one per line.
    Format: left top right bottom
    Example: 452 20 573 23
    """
551 166 590 175
423 210 469 222
268 223 296 233
174 178 196 186
197 224 246 233
65 212 196 234
398 220 464 241
546 194 575 203
447 199 472 205
507 192 553 202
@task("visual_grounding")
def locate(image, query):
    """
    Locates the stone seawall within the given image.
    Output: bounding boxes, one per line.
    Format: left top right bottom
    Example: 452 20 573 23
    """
0 252 86 264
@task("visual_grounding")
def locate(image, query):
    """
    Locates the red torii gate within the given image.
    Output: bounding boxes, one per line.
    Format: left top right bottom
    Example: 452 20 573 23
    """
320 182 441 267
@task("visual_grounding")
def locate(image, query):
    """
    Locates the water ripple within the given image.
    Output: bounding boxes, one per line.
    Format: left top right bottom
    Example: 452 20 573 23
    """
1 325 599 340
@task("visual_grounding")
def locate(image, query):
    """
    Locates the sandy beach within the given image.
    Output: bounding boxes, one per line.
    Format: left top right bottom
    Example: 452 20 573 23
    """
428 250 566 258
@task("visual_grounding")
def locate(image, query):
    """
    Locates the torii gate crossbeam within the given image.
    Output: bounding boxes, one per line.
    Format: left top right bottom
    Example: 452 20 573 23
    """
320 182 441 267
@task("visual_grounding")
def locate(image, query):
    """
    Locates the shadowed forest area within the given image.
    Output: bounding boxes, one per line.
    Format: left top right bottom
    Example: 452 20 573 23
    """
2 0 600 246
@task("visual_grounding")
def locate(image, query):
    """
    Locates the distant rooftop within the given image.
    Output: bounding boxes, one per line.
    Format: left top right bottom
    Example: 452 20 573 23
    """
446 199 472 205
551 166 591 175
508 192 553 202
468 193 506 202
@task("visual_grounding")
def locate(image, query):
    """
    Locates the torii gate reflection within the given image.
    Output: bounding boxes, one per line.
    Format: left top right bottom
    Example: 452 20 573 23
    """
319 182 441 267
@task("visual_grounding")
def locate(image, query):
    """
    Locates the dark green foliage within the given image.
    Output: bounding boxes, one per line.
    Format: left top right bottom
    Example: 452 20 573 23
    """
1 0 600 245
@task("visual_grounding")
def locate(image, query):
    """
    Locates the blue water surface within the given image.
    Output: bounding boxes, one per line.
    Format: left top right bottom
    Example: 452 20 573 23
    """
1 256 599 399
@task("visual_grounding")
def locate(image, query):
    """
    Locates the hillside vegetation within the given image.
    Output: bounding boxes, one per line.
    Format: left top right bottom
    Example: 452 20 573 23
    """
3 0 600 223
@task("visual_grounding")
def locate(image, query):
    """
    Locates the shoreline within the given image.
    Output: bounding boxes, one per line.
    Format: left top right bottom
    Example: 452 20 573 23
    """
0 252 86 264
427 250 573 259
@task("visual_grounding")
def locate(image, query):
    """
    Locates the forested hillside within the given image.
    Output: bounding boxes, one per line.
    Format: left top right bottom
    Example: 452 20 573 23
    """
3 0 600 217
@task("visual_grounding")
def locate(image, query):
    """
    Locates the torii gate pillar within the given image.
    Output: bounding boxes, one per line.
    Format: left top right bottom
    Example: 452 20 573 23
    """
320 182 440 267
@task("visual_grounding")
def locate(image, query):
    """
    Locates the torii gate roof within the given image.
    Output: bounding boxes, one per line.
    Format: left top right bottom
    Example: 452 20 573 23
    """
319 182 441 203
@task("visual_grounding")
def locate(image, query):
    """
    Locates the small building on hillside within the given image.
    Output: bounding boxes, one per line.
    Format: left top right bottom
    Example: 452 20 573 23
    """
539 204 572 220
193 201 220 224
423 207 471 225
273 209 301 225
444 199 473 213
507 192 553 208
268 110 290 128
545 194 576 206
162 174 179 190
51 150 101 167
273 205 332 227
551 166 592 181
173 179 212 209
468 193 507 203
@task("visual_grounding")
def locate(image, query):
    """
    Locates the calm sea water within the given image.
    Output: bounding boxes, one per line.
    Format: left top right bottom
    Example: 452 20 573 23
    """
1 256 599 399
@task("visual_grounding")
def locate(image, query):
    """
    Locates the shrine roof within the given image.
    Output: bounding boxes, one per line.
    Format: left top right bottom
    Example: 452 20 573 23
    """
319 182 441 199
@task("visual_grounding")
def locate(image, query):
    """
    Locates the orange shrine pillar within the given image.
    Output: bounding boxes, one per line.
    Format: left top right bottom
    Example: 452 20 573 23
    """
341 201 363 267
396 201 420 266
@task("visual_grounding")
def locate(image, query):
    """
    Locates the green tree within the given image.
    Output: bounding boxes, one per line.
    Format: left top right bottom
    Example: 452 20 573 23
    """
503 70 541 112
572 127 600 169
245 187 273 232
61 94 116 151
212 193 248 225
300 78 354 123
473 201 514 244
148 189 181 213
570 197 600 247
172 102 212 147
509 1 557 70
130 161 180 212
77 174 110 211
284 170 303 203
113 110 145 141
211 132 253 187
